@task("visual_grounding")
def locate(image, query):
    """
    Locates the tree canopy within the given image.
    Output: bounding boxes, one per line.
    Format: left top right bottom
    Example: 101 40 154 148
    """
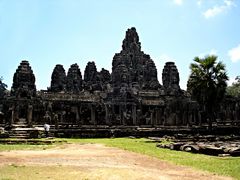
187 55 228 128
0 77 7 98
226 76 240 98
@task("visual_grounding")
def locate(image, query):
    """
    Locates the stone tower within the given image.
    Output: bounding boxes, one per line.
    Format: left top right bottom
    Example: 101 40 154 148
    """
111 27 160 91
50 64 66 92
11 60 36 98
83 62 111 91
84 61 98 83
162 62 181 95
99 68 111 83
66 63 82 93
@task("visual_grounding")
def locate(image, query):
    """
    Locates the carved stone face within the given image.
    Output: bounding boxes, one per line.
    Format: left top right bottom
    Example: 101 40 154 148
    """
121 74 127 83
162 62 180 90
112 64 129 87
170 71 179 86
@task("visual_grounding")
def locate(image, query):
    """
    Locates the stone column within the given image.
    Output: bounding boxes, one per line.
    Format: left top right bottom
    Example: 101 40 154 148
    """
54 113 59 129
60 111 64 124
75 106 80 125
91 104 96 125
155 109 160 125
150 110 154 126
15 104 19 121
105 104 109 125
198 111 202 126
27 104 33 127
79 105 82 126
120 105 125 125
10 105 15 125
183 111 187 125
175 111 180 125
132 104 136 125
188 112 192 127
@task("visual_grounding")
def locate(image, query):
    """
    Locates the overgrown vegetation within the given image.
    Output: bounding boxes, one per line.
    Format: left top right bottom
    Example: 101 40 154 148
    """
227 76 240 98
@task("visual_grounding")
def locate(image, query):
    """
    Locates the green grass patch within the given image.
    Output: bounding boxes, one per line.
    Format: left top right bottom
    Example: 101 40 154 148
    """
0 165 88 180
0 144 55 151
0 138 66 151
1 137 239 179
60 138 240 179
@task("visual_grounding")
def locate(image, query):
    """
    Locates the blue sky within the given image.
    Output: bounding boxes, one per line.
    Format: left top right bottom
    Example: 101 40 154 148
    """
0 0 240 90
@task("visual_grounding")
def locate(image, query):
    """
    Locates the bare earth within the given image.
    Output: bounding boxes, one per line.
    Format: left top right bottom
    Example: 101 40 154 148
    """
0 143 232 180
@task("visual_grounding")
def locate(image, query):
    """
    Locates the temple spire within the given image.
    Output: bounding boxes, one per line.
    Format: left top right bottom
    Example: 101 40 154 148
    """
11 60 36 98
122 27 141 52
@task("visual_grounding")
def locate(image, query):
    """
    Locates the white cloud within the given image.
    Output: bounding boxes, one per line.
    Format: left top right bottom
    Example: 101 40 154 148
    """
228 76 236 86
203 0 235 19
228 44 240 63
173 0 183 6
197 0 203 6
224 0 234 6
209 49 218 55
203 6 223 18
199 49 218 58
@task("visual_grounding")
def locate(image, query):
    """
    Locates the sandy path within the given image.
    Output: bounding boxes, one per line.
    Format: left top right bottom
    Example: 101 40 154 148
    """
0 143 232 180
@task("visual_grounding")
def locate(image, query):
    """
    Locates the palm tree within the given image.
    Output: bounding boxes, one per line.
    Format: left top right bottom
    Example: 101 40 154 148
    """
187 55 228 129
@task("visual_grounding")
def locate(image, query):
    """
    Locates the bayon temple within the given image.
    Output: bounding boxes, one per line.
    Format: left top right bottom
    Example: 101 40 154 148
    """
0 27 239 137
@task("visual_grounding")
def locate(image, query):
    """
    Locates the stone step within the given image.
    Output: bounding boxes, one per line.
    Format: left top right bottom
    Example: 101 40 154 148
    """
18 120 27 123
9 135 29 138
10 123 31 138
16 119 27 122
16 121 27 124
12 124 28 128
10 131 29 134
19 118 27 121
15 124 28 127
10 133 28 136
10 132 29 136
11 130 28 134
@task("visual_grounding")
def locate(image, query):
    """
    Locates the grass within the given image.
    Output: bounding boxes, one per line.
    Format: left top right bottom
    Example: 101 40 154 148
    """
0 165 88 180
61 138 240 179
0 164 146 180
0 138 65 151
0 144 54 151
0 137 240 179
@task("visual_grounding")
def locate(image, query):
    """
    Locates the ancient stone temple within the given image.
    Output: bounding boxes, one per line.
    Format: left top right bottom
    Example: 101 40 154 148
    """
0 27 239 137
11 60 36 98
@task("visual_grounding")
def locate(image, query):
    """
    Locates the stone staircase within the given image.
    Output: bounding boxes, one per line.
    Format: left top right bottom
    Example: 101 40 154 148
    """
10 118 30 138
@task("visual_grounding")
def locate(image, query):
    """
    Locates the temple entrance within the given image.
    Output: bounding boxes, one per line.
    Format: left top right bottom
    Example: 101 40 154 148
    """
19 106 27 119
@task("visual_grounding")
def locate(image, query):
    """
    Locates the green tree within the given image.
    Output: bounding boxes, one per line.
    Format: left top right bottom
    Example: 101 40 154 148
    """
0 77 7 98
226 76 240 98
187 55 228 129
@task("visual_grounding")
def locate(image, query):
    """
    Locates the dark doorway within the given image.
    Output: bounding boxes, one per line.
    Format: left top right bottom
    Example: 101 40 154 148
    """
19 106 27 119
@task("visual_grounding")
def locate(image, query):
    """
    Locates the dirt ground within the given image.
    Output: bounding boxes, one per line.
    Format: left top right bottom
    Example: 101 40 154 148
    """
0 143 232 180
